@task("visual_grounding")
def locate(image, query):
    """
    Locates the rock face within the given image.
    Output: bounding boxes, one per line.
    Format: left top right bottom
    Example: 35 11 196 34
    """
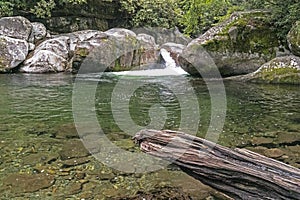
0 16 32 40
28 0 123 33
179 11 282 77
0 36 29 72
230 56 300 84
19 28 159 73
133 27 191 45
287 21 300 56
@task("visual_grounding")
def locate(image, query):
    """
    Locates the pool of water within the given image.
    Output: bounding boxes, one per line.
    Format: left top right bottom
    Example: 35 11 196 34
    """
0 73 299 199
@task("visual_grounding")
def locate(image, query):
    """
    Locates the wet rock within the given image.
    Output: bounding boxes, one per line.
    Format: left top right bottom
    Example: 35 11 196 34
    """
179 11 281 77
28 22 48 44
264 148 284 158
66 182 83 195
22 152 59 166
114 186 192 200
55 123 79 139
0 36 29 72
61 157 90 167
0 16 32 40
251 137 274 146
59 139 90 160
287 21 300 56
276 132 300 145
2 173 54 193
230 56 300 84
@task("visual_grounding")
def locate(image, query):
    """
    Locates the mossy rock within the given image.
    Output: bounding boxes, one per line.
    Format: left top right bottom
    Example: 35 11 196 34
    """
234 56 300 84
179 10 282 77
287 21 300 56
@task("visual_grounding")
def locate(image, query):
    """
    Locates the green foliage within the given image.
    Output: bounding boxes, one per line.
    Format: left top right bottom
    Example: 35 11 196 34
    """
265 0 300 41
119 0 181 28
0 1 14 17
179 0 230 36
0 0 87 18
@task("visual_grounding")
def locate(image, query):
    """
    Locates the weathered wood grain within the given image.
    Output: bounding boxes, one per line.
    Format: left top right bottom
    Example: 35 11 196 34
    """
133 129 300 200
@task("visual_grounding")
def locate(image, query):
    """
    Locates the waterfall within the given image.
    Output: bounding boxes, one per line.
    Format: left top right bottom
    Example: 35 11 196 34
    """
111 48 189 76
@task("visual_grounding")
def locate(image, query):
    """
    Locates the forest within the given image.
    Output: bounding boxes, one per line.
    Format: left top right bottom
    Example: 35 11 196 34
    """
0 0 299 39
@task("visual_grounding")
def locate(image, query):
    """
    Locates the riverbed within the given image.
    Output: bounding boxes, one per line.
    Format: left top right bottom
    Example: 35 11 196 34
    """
0 73 299 199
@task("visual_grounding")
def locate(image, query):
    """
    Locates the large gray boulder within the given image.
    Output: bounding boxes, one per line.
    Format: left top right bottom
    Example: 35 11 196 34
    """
73 28 159 72
0 36 29 72
20 50 70 73
0 16 32 40
179 11 285 77
20 28 159 73
229 56 300 84
287 21 300 56
20 36 71 73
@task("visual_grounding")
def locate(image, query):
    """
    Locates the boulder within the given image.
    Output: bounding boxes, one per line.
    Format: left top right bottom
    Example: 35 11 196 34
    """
73 28 159 72
133 27 191 45
20 36 71 73
28 22 48 44
0 16 32 40
0 36 29 72
287 21 300 56
179 11 283 77
20 50 70 73
229 56 300 84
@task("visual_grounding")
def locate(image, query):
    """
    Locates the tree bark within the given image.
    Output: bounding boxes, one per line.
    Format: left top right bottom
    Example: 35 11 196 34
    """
133 129 300 200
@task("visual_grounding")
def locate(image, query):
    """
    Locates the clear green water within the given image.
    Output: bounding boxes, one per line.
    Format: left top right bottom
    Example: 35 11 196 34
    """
0 73 299 199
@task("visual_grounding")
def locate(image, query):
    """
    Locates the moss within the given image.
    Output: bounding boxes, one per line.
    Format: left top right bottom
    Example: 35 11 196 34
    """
202 11 278 59
75 47 89 57
257 67 300 84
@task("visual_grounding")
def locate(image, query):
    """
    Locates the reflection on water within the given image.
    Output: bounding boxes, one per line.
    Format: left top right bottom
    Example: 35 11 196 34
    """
0 73 299 199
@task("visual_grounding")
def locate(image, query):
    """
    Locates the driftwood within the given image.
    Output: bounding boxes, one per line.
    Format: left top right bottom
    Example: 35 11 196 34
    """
133 130 300 200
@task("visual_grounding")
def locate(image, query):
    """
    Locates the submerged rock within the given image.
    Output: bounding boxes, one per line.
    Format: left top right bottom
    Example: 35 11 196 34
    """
230 56 300 84
287 21 300 56
0 36 29 72
0 16 32 40
59 139 90 160
179 11 283 77
1 173 54 193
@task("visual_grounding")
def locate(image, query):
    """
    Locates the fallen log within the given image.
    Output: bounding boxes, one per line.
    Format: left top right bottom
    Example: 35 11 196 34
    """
133 130 300 200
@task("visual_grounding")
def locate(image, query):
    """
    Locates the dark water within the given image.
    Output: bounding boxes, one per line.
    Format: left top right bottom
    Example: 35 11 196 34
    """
0 73 299 199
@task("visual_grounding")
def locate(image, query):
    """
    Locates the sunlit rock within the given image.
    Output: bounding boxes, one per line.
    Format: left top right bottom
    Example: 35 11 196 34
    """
0 36 29 72
0 16 32 40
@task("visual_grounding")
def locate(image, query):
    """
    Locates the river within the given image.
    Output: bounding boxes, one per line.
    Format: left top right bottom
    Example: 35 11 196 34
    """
0 73 299 199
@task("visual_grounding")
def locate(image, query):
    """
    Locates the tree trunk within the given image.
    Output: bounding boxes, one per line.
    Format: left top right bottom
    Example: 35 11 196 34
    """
133 129 300 200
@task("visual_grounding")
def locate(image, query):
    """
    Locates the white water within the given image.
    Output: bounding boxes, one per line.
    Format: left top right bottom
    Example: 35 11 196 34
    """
111 48 189 76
